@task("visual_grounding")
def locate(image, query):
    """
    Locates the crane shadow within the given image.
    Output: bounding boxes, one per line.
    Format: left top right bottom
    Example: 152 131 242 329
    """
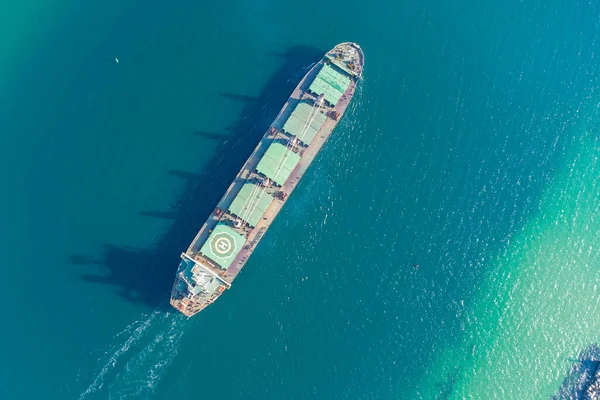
70 45 324 309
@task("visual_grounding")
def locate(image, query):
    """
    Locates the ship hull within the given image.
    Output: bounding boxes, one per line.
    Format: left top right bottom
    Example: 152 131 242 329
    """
170 43 364 317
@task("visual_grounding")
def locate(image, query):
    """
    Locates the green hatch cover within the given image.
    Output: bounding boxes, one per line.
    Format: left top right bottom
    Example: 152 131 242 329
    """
255 142 301 186
228 182 274 227
308 64 352 106
282 101 327 145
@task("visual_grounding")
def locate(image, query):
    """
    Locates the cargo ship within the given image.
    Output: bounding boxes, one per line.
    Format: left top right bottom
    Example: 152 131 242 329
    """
170 43 364 317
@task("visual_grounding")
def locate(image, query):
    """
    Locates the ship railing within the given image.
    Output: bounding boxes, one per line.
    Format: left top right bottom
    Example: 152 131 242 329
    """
247 227 266 250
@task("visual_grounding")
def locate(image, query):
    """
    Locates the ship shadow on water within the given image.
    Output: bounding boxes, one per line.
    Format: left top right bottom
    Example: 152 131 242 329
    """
69 45 324 309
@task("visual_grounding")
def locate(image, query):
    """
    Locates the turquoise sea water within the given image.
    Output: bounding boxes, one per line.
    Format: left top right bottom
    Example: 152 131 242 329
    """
1 1 599 399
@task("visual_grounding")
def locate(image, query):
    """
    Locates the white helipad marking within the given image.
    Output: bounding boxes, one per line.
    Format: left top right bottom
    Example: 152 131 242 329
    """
214 237 232 254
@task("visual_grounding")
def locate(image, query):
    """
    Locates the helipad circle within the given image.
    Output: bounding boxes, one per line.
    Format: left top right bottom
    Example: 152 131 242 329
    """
210 232 236 259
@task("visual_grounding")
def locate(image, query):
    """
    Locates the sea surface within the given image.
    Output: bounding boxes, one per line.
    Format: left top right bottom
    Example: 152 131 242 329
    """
1 0 599 399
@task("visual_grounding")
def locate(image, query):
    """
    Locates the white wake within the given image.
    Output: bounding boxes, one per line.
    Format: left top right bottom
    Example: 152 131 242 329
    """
78 309 186 400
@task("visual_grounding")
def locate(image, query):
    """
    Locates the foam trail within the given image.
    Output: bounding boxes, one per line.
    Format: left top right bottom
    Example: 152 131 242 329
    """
108 312 185 399
78 310 161 400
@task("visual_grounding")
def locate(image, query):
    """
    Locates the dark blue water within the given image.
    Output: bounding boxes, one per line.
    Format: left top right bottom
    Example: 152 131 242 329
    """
1 1 599 399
